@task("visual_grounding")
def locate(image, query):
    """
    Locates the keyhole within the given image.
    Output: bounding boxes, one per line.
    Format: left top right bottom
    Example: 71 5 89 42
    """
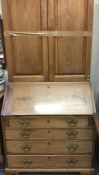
48 142 51 145
48 156 51 160
47 120 50 123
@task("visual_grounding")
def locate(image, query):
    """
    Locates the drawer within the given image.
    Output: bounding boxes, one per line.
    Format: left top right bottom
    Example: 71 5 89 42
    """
5 128 93 140
4 116 92 128
6 140 92 154
7 155 92 168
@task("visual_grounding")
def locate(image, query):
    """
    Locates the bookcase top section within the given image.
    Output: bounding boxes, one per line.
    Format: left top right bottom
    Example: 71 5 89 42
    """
2 0 94 82
2 82 95 116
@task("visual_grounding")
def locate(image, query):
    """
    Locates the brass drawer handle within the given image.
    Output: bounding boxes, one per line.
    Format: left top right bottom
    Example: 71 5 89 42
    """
67 130 78 138
67 144 78 152
22 160 32 167
21 130 31 138
18 119 30 127
67 119 78 126
66 160 78 167
21 144 31 152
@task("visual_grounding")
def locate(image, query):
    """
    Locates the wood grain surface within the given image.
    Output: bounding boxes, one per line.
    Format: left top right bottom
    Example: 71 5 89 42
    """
2 0 93 81
4 117 91 128
6 140 92 154
7 155 92 169
5 128 93 140
2 82 95 116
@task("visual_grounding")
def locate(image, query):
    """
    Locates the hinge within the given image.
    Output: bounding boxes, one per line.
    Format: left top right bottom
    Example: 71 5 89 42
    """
87 75 90 81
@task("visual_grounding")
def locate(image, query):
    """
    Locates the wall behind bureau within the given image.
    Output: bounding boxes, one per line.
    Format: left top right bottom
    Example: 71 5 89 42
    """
0 0 1 15
91 0 99 111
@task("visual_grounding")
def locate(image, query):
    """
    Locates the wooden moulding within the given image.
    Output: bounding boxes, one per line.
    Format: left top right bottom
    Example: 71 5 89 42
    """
5 168 95 175
4 31 92 37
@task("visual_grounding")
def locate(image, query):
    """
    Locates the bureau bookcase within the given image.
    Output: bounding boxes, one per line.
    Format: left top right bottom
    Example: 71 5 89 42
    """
1 0 96 175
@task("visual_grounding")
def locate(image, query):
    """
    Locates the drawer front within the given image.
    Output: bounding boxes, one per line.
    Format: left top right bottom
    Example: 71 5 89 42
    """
5 128 93 140
5 116 91 128
6 141 92 154
7 155 92 168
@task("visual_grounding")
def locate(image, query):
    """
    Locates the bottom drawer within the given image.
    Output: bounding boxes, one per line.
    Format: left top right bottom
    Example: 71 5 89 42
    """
7 155 92 169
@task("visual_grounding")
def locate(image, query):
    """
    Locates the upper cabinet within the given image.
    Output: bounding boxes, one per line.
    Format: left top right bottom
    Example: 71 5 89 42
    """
48 0 93 81
2 0 93 82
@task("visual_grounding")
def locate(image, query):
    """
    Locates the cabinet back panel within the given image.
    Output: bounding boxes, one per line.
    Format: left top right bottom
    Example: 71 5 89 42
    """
48 0 86 31
55 37 84 75
8 0 47 31
13 37 43 75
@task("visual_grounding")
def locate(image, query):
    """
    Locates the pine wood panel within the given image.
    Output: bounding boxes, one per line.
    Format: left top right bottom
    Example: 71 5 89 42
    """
2 0 93 81
7 155 92 169
49 37 84 79
5 117 91 129
4 168 95 173
48 0 86 31
6 140 92 154
13 37 41 75
5 128 93 140
48 0 93 81
1 82 94 116
2 0 48 81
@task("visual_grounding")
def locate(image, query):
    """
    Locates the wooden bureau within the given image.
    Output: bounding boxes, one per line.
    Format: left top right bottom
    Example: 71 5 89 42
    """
1 82 96 175
1 0 96 174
